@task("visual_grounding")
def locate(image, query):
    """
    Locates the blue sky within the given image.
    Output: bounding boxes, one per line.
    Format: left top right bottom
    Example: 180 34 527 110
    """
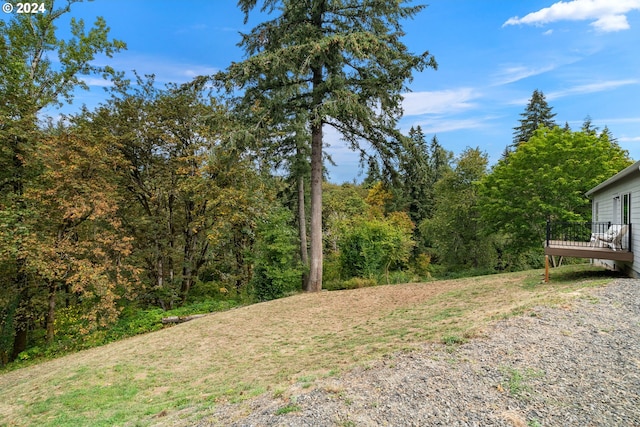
6 0 640 183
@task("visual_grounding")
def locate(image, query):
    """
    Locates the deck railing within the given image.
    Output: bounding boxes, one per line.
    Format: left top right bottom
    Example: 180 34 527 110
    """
545 221 632 252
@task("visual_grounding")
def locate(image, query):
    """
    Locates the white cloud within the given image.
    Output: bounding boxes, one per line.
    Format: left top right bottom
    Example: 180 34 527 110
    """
401 88 479 116
597 117 640 124
546 79 639 99
503 0 640 32
618 136 640 142
80 77 115 87
492 64 557 85
406 117 489 134
591 14 631 31
96 52 220 84
507 80 639 105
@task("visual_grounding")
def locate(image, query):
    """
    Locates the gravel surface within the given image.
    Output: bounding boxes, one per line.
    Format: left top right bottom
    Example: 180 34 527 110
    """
194 278 640 427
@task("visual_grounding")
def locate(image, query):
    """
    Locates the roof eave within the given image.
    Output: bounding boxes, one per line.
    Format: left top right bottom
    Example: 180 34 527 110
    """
585 160 640 197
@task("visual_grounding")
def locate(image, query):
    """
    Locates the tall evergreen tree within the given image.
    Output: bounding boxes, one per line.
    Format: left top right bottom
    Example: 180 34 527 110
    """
219 0 437 291
512 89 556 147
362 156 383 189
429 135 452 184
421 148 493 269
399 126 432 223
581 115 597 135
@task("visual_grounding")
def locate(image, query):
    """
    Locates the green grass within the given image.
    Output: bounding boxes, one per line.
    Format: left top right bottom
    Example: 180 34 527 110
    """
0 264 616 426
274 404 301 415
500 366 545 398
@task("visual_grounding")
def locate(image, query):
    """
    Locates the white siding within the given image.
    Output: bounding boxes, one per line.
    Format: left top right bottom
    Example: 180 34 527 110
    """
590 171 640 276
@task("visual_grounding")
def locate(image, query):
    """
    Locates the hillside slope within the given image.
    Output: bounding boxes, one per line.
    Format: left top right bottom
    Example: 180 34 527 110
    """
0 266 619 426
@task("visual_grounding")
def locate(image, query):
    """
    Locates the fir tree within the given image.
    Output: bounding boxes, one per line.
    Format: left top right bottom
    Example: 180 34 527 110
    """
512 89 557 147
220 0 437 291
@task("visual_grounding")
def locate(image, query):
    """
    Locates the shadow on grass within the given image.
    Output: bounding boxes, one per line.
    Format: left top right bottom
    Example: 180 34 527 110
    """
550 265 626 282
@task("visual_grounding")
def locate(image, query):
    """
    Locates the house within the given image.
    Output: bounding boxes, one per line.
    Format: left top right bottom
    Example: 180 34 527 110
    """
544 160 640 277
585 160 640 277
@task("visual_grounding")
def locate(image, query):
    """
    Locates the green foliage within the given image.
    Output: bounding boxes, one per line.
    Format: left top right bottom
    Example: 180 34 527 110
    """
324 277 378 291
480 127 632 258
323 182 369 252
338 212 415 282
0 0 126 362
412 253 433 278
275 404 301 415
421 148 495 269
3 297 243 367
0 294 18 364
500 366 544 398
251 207 303 301
442 335 466 345
105 299 241 342
222 0 437 291
398 127 436 222
512 89 556 147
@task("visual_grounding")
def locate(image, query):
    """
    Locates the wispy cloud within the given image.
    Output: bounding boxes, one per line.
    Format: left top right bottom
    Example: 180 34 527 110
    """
547 79 639 99
618 136 640 142
507 80 639 105
492 64 557 85
597 117 640 124
406 117 491 134
174 24 209 35
80 77 115 87
503 0 640 32
401 88 480 116
97 52 220 84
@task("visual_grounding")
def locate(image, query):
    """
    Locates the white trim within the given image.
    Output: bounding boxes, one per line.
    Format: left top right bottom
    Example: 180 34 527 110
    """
586 161 640 197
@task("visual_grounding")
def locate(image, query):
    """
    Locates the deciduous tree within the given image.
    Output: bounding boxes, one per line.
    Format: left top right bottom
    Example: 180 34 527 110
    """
0 0 125 360
480 127 632 258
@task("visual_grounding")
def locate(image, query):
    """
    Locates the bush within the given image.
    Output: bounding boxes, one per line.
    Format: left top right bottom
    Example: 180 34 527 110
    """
251 207 302 301
338 213 415 281
412 253 433 278
324 277 378 291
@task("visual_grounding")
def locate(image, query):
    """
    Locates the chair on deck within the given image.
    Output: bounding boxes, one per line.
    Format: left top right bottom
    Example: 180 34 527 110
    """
593 225 628 251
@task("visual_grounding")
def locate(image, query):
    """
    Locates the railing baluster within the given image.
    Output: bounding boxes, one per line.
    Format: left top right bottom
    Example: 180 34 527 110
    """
545 221 632 252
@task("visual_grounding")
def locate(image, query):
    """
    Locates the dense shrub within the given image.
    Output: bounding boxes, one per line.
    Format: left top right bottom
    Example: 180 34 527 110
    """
251 207 302 301
338 212 415 282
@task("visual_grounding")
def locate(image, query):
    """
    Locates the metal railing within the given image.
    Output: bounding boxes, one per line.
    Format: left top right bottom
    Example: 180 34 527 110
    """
545 221 632 252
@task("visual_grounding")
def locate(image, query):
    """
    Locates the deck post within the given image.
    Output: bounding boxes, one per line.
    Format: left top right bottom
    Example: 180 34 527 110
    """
545 255 549 283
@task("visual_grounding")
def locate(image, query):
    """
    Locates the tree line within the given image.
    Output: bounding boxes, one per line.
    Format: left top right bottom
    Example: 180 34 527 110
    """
0 1 632 365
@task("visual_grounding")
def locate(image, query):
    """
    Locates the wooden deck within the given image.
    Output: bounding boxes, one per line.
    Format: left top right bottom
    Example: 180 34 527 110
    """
544 240 633 262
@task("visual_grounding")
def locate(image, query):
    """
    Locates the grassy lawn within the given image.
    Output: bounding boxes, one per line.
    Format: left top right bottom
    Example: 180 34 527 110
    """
0 264 617 426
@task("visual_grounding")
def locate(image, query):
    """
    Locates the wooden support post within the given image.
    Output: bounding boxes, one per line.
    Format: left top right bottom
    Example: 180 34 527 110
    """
545 255 550 283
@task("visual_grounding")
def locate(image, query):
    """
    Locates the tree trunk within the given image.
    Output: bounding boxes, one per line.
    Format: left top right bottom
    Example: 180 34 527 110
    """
10 143 29 360
308 120 323 292
298 174 310 290
161 314 206 324
46 281 56 344
11 260 29 361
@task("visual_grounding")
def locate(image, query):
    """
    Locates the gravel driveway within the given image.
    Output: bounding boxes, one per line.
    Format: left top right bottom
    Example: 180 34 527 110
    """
193 278 640 427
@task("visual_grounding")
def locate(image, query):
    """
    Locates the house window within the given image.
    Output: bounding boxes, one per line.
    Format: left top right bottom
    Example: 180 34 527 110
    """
623 193 631 225
594 202 599 222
